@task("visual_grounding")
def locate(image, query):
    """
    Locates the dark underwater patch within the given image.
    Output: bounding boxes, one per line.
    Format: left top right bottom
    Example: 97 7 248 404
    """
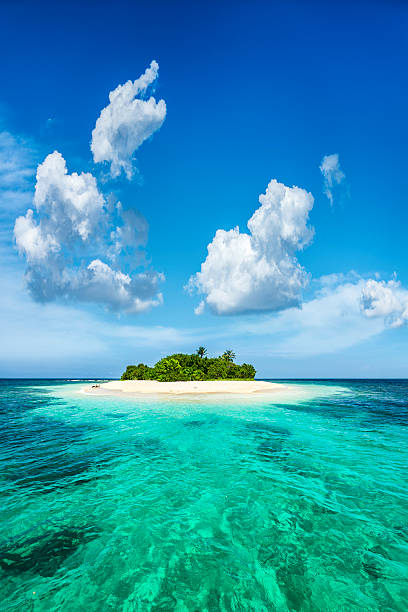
394 524 408 543
0 390 114 494
4 454 93 492
0 385 61 418
132 436 166 461
275 554 311 611
361 546 392 580
243 421 291 438
183 415 220 429
257 439 284 460
0 413 85 453
275 380 408 426
4 443 118 492
241 421 291 463
183 419 208 428
0 526 97 577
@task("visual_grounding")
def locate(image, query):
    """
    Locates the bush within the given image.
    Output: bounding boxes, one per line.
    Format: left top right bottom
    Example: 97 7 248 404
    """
239 363 256 379
182 366 205 381
121 363 154 380
120 350 256 381
153 357 184 382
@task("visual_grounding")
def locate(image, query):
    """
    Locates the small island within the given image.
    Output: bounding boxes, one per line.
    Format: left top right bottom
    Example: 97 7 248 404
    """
84 348 285 396
121 348 256 382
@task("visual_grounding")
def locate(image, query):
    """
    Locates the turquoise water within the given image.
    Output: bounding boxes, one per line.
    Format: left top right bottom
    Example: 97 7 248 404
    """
1 380 408 611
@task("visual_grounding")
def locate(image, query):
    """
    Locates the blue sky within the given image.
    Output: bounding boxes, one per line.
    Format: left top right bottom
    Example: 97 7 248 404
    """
1 0 408 377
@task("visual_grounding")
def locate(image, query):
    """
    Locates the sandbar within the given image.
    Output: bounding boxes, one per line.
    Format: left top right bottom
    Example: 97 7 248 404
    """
83 380 285 396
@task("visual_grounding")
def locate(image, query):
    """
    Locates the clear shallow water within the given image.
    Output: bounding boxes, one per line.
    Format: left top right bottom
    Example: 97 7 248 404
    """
0 380 407 611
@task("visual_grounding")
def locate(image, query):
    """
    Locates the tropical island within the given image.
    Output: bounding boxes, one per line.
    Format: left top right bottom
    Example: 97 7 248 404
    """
83 348 285 395
121 348 256 382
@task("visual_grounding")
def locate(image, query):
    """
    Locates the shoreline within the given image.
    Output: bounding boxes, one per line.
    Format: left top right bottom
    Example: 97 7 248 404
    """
82 380 286 396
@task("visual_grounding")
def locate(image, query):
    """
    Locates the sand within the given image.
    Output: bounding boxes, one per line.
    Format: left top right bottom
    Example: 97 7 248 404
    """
83 380 285 396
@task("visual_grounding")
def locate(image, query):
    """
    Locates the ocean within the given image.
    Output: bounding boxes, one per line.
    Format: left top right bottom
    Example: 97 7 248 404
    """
0 379 407 611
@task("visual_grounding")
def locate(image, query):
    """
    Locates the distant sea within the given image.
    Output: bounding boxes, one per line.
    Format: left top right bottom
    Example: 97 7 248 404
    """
1 379 407 611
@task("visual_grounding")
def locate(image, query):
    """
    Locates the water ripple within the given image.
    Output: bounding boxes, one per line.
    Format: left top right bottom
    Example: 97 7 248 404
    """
0 379 408 610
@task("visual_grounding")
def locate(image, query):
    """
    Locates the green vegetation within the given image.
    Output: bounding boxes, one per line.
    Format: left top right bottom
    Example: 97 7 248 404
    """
121 349 256 382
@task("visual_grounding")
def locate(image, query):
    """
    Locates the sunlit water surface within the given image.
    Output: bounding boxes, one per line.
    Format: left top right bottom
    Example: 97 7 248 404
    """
1 379 407 611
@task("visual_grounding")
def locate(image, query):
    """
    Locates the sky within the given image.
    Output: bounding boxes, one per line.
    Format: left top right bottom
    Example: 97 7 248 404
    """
1 0 408 378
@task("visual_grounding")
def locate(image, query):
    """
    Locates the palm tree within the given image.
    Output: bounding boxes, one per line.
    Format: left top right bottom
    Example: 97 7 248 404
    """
196 346 207 358
222 350 236 363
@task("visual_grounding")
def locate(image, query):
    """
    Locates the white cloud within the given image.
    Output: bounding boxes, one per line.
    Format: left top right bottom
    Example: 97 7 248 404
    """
71 259 164 314
15 150 105 264
0 267 193 376
14 208 58 262
0 252 401 376
91 60 166 179
108 203 149 260
360 278 408 328
14 151 163 312
188 178 314 315
232 275 386 357
34 150 105 241
232 274 408 359
194 300 205 316
319 153 345 205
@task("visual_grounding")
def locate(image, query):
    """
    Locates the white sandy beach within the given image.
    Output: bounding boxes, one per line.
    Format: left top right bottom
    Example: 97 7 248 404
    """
83 380 285 396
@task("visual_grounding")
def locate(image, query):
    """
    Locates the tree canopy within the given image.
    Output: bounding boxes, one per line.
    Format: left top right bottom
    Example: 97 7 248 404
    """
121 349 256 382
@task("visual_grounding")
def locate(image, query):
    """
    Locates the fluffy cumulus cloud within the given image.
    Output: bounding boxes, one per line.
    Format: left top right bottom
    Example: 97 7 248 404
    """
319 153 345 205
360 278 408 328
234 273 385 357
14 151 163 313
91 60 166 179
188 178 314 315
